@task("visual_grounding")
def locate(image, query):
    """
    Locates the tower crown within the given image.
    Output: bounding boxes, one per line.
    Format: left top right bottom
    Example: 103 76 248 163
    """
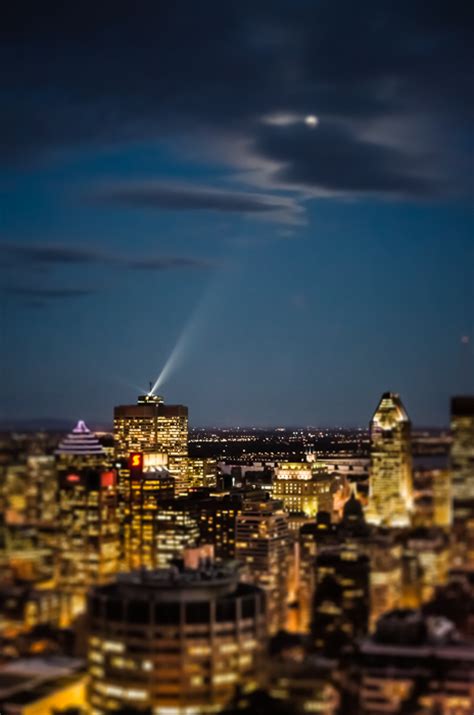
56 420 104 456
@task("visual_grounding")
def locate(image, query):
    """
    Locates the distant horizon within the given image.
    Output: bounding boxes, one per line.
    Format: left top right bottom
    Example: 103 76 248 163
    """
0 416 452 434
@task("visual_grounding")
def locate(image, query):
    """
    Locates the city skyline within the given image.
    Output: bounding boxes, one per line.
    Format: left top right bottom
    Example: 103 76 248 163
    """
0 3 473 712
1 1 473 427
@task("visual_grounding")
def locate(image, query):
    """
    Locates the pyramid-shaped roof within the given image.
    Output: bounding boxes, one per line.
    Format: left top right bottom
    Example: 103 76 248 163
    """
56 420 104 456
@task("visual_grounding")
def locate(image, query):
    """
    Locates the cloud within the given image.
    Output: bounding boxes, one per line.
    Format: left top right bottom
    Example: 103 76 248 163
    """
6 286 96 299
252 122 440 198
0 242 106 265
92 181 303 223
127 256 213 270
0 242 213 271
0 0 472 200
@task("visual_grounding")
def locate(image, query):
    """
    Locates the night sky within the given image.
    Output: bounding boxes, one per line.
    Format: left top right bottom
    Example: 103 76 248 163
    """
1 1 473 428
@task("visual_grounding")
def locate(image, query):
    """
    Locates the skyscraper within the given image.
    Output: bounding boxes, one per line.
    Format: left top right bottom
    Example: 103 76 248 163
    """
114 393 189 494
450 396 474 520
124 452 175 570
56 421 120 624
312 545 370 655
366 392 413 527
236 497 290 634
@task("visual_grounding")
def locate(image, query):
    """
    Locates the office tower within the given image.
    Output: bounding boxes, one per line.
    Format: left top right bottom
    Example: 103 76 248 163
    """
432 469 452 527
450 396 474 521
399 550 423 609
367 541 401 629
26 455 57 527
187 457 218 489
355 610 474 714
403 528 450 603
124 451 175 570
366 392 413 527
236 498 290 634
273 461 334 521
114 393 189 494
312 545 370 655
154 500 201 567
196 494 242 559
87 561 267 713
297 513 338 633
56 421 120 624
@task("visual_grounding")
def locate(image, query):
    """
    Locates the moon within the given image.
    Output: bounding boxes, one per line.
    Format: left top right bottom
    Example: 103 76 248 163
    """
305 115 319 128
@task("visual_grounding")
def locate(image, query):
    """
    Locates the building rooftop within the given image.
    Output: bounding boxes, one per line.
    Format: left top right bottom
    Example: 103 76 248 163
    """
91 560 253 603
55 420 104 456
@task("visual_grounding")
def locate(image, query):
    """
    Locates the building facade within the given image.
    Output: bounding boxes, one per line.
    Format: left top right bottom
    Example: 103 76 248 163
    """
87 561 267 714
114 393 189 494
450 396 474 519
366 392 413 527
56 421 120 624
235 498 290 635
273 461 333 520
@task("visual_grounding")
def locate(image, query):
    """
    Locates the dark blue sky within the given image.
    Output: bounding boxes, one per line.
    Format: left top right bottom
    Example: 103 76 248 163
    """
1 1 473 427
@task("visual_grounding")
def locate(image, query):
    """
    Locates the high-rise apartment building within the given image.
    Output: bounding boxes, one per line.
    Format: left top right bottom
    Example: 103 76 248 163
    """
366 392 413 527
450 396 474 519
235 497 290 634
87 560 267 714
56 421 120 624
114 393 189 494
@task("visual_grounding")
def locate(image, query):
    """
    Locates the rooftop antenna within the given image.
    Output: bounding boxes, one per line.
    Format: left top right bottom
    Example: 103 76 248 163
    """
149 380 153 395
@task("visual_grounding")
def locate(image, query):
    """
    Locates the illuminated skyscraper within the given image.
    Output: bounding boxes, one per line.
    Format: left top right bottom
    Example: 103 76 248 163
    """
187 457 218 489
124 451 175 570
195 494 242 559
114 393 189 494
236 498 290 634
154 500 201 568
432 469 452 527
450 396 474 520
87 560 266 713
366 392 413 527
56 421 120 624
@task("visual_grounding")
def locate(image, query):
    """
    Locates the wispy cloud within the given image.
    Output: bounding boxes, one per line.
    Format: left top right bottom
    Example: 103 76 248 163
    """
5 286 96 299
0 242 105 265
0 242 213 271
91 181 304 224
128 256 213 270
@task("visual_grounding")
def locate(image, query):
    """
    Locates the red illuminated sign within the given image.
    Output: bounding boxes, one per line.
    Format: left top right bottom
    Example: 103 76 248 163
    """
66 473 81 483
101 471 116 488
